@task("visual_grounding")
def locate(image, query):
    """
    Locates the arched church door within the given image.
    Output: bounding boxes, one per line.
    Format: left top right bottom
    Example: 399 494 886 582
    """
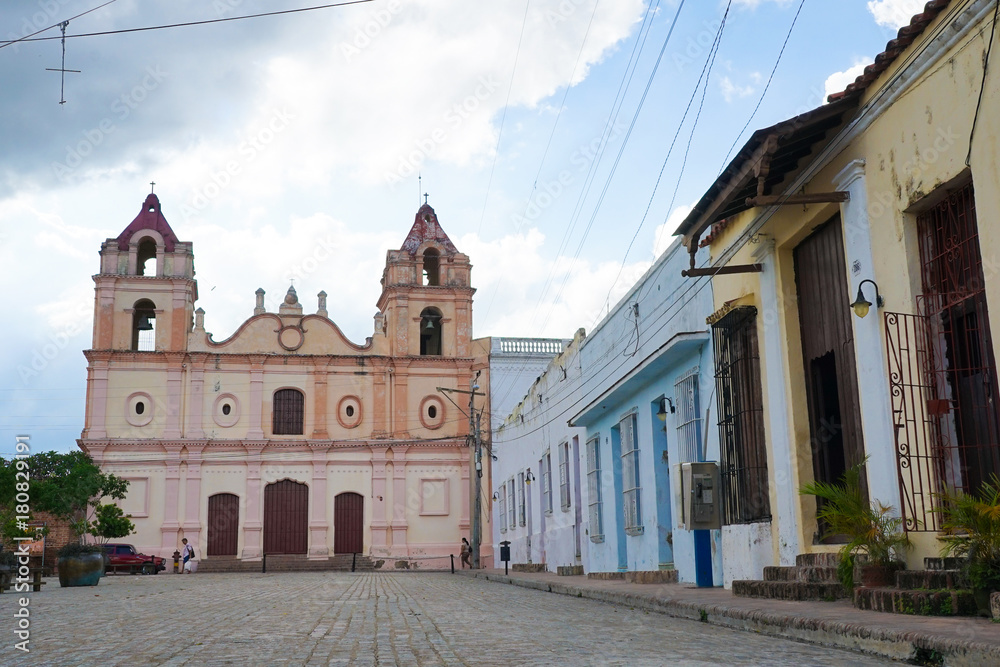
263 480 308 554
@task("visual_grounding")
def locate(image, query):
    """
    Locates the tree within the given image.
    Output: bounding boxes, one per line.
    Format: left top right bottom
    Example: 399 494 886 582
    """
89 503 136 545
0 451 132 544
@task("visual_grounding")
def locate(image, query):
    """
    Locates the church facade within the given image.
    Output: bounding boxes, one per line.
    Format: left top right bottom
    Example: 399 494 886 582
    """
78 193 490 566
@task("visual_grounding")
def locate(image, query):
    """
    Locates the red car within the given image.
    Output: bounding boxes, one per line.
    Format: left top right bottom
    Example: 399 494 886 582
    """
103 544 166 575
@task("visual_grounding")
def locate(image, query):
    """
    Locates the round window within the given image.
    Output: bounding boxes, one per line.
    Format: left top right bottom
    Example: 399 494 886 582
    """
346 405 355 418
428 405 437 419
419 396 445 430
125 392 154 427
135 401 145 415
222 403 231 416
337 396 363 429
213 394 240 427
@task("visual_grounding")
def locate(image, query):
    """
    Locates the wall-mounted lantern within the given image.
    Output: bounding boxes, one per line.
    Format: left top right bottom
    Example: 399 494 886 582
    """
850 279 884 319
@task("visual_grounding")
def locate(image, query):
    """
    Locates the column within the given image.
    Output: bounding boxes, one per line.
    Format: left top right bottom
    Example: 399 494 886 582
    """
188 357 206 438
312 361 329 439
164 353 184 439
370 448 390 556
390 446 409 556
309 456 330 559
751 238 800 565
393 366 409 438
182 445 204 548
242 445 265 560
88 355 110 439
248 356 265 439
834 159 902 510
160 446 182 551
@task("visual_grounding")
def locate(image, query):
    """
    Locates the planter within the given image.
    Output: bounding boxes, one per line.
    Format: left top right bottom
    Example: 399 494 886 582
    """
58 553 104 587
860 564 896 588
973 589 994 618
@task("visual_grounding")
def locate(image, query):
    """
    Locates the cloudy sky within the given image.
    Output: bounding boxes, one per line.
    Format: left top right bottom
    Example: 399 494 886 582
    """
0 0 928 453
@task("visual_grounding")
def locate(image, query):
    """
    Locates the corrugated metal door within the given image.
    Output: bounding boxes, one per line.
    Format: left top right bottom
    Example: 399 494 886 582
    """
794 215 866 496
207 493 239 556
263 480 308 554
334 492 364 554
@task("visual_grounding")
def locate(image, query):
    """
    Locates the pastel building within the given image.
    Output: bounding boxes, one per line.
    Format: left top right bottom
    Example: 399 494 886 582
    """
79 195 492 566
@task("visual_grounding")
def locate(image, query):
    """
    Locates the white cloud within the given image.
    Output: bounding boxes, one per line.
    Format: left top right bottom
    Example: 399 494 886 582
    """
720 76 756 103
652 203 695 257
866 0 927 29
823 58 871 99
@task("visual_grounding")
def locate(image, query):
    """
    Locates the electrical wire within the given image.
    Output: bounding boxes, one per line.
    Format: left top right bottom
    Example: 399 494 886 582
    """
475 0 532 236
0 0 118 51
0 1 374 47
965 0 999 166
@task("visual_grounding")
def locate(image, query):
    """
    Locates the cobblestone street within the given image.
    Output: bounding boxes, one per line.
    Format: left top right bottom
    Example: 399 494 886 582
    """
1 572 895 666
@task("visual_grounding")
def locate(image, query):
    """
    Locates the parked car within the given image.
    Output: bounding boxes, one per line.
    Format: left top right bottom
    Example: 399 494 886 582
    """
103 544 166 575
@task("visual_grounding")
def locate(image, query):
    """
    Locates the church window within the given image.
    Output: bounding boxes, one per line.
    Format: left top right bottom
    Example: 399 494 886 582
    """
419 307 442 356
131 299 156 351
273 388 304 435
422 248 440 286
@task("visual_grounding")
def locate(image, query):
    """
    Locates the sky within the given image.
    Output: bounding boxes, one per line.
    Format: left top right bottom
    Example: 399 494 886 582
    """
0 0 929 453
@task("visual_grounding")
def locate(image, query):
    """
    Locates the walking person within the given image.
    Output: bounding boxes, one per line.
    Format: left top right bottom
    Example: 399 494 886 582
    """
460 537 472 569
181 538 194 574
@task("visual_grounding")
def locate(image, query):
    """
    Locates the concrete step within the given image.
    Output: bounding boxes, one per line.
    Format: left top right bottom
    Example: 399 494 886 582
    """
732 580 848 601
557 565 584 576
797 566 840 584
896 569 964 590
587 571 626 580
624 570 678 584
854 587 977 616
196 555 374 574
795 553 842 569
763 566 797 582
512 563 547 573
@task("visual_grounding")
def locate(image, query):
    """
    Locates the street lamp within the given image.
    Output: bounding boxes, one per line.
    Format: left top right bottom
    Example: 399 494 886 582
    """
850 279 884 319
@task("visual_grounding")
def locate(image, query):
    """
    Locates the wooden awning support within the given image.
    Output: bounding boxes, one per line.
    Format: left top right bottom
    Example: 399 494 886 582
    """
745 191 849 207
682 264 763 277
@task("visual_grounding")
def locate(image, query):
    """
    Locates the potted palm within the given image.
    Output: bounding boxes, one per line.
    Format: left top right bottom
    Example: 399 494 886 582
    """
934 476 1000 616
800 459 910 590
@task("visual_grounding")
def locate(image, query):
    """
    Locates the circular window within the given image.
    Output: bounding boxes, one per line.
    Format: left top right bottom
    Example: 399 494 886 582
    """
337 395 363 429
419 395 445 430
213 394 240 428
125 392 154 427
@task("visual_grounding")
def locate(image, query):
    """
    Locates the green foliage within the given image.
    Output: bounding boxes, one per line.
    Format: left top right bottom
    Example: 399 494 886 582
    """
0 451 131 543
934 476 1000 593
88 503 135 544
837 552 856 592
800 458 910 571
57 542 104 558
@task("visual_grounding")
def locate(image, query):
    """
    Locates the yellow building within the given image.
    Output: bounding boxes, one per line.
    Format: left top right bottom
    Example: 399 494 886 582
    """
79 195 492 568
675 0 999 581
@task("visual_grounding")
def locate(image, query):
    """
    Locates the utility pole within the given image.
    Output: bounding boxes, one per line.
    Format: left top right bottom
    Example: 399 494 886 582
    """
436 373 485 569
469 370 483 569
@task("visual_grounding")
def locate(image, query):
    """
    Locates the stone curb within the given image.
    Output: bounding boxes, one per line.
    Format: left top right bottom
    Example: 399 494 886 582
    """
459 571 1000 667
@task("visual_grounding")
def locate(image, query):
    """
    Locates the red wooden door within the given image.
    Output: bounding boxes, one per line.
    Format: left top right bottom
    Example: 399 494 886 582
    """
334 492 364 554
207 493 239 556
263 480 308 554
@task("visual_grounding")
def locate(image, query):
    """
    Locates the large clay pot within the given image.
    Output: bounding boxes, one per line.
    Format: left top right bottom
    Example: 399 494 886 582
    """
58 553 104 587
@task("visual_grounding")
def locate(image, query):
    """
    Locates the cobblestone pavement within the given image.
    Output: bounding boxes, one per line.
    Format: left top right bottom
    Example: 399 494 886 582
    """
1 572 895 666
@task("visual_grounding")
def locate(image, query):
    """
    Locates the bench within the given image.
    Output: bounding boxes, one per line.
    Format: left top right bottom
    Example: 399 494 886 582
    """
0 569 47 593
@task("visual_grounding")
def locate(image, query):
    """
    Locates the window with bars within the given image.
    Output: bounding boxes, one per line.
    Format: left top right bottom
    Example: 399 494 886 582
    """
518 471 526 526
542 452 553 514
272 388 305 435
619 413 642 534
499 484 507 532
508 478 516 529
559 441 571 510
675 370 702 463
586 435 603 542
712 306 771 524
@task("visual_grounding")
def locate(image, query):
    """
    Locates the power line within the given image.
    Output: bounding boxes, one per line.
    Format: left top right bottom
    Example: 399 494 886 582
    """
0 1 374 48
475 0 532 236
0 0 118 51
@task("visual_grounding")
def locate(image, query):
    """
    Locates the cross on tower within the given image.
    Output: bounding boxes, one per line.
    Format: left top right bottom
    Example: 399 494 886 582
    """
424 193 429 205
45 21 80 105
150 181 156 194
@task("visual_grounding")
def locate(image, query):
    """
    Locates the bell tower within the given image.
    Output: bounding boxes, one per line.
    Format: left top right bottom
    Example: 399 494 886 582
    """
376 203 474 358
91 193 197 352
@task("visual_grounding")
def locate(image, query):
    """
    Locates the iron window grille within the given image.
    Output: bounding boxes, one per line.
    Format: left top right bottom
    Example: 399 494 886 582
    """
619 412 643 534
586 435 603 542
675 369 702 463
542 452 553 514
508 479 516 530
559 441 571 510
518 471 526 526
499 484 507 532
712 306 771 525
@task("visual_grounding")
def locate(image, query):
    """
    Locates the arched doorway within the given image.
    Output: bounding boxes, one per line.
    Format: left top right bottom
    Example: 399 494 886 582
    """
207 493 240 556
263 480 308 554
334 492 364 554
